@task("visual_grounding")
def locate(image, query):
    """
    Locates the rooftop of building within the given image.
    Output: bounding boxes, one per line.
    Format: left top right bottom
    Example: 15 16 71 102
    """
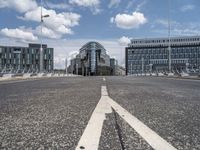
128 35 200 47
0 43 52 49
79 41 106 52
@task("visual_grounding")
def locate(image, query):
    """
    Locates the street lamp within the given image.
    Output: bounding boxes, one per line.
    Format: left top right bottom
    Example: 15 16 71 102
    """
168 0 172 73
40 0 49 73
76 63 78 75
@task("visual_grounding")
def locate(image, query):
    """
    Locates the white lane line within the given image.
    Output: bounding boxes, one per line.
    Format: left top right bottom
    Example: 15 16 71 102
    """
75 87 112 150
105 92 177 149
76 86 177 150
101 86 108 96
103 77 106 81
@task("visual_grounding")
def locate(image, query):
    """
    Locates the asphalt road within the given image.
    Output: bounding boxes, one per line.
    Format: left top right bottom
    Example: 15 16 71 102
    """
107 76 200 150
0 77 102 149
0 76 200 150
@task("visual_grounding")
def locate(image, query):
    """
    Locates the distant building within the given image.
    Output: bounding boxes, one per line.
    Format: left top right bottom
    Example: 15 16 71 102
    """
0 43 54 73
69 55 81 74
110 58 116 75
69 41 116 76
125 36 200 75
116 66 126 76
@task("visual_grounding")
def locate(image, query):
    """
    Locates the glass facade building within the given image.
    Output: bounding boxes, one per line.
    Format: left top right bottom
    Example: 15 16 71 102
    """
0 43 54 73
69 41 114 76
125 36 200 75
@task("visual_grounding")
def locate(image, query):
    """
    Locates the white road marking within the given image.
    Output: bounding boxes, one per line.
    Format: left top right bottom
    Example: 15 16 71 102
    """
105 88 177 150
75 87 112 150
76 86 177 150
103 77 106 81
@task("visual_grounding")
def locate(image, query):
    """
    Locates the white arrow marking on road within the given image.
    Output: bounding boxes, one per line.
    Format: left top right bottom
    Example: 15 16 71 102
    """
76 86 177 150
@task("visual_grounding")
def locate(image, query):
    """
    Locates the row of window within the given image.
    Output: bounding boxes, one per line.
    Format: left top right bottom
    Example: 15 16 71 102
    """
0 54 53 59
128 59 199 66
0 48 53 54
128 53 200 60
0 58 53 64
128 65 150 70
128 47 200 54
129 42 200 48
0 65 53 71
131 38 200 44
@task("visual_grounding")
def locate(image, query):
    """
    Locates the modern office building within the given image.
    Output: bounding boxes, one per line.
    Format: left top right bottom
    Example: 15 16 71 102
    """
69 41 115 76
125 36 200 75
0 43 54 73
110 58 116 75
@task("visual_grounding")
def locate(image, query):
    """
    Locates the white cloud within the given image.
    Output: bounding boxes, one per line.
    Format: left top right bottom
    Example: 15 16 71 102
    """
45 2 71 10
118 36 131 46
108 0 121 8
180 5 195 12
111 11 147 29
35 26 62 39
19 7 81 38
0 28 38 41
0 0 37 13
69 0 99 7
69 0 101 14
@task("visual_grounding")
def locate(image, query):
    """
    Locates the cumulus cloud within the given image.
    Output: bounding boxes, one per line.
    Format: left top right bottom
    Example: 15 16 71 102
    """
69 0 101 14
111 11 147 29
0 28 38 41
118 36 131 46
19 7 81 38
108 0 121 8
35 26 62 39
0 0 37 13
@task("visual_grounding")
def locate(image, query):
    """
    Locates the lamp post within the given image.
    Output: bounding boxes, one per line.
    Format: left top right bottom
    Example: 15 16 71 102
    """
142 57 144 74
168 0 172 73
40 0 49 73
76 63 78 75
130 62 132 75
65 57 68 75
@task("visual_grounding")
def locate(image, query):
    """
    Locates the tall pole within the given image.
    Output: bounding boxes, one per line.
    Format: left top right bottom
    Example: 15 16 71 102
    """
168 0 172 73
86 65 87 76
40 0 43 73
76 63 78 75
130 62 132 75
65 58 68 75
142 57 144 74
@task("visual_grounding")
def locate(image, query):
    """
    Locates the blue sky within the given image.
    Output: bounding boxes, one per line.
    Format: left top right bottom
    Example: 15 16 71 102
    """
0 0 199 68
